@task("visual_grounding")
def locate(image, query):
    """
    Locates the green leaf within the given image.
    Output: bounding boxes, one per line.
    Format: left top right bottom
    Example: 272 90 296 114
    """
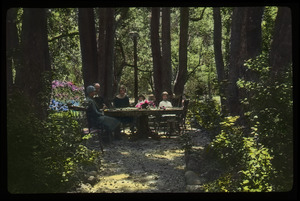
243 180 250 184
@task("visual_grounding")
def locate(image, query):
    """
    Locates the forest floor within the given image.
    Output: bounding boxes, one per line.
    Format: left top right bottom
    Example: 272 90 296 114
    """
75 133 187 193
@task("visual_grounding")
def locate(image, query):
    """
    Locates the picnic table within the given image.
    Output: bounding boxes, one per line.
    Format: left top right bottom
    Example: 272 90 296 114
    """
104 107 184 139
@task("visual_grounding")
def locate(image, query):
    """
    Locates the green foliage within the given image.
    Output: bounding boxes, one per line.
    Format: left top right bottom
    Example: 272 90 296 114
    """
187 98 221 136
7 89 99 193
210 116 244 167
47 8 82 85
239 133 274 192
7 89 40 193
35 111 100 193
238 53 293 191
261 7 278 52
206 116 275 192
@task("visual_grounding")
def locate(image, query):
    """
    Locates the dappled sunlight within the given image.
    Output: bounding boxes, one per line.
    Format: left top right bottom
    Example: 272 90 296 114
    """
90 173 158 193
145 149 184 161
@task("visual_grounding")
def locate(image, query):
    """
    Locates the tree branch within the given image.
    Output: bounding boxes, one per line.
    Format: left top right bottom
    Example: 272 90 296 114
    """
187 46 203 80
124 62 153 73
48 31 79 42
190 7 206 22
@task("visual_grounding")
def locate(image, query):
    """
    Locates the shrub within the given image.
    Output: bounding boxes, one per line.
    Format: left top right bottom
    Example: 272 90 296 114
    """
187 98 221 136
206 116 275 192
7 89 99 193
238 53 293 191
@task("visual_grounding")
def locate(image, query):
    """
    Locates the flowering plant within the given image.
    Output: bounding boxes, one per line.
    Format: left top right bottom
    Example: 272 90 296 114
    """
135 99 156 109
49 80 85 111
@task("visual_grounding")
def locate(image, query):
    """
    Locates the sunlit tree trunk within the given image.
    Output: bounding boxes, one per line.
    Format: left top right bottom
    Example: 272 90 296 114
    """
150 7 162 102
174 7 189 101
213 7 226 112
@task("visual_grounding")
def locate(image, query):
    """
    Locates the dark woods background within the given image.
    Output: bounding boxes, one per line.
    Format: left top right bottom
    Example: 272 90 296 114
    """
3 1 297 195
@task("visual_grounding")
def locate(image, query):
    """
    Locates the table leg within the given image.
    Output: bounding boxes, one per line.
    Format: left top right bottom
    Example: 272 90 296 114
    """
136 115 159 140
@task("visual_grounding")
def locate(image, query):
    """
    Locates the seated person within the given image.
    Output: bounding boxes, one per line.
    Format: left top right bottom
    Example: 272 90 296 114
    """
86 85 121 140
135 94 146 107
93 83 108 109
159 91 173 109
113 85 130 108
113 85 135 133
147 94 156 106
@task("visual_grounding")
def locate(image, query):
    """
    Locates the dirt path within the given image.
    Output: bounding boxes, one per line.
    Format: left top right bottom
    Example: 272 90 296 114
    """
77 136 187 193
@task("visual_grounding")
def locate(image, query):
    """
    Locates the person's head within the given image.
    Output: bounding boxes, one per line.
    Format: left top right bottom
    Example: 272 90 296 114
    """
138 94 145 102
162 91 169 101
119 85 127 95
94 83 100 93
148 94 156 101
86 85 96 97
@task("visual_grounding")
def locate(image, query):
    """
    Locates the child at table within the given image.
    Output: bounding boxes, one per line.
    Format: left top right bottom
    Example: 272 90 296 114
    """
135 94 146 107
159 91 173 109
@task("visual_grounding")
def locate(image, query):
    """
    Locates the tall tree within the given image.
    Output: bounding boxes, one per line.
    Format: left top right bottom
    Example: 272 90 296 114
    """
213 7 226 111
150 7 162 102
96 8 116 102
174 7 189 101
161 7 172 97
78 8 98 91
6 8 20 89
103 8 116 101
16 8 51 117
227 7 264 116
97 7 106 96
269 7 292 79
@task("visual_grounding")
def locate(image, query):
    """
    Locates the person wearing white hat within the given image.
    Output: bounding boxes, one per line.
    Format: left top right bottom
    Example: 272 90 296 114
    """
158 91 173 109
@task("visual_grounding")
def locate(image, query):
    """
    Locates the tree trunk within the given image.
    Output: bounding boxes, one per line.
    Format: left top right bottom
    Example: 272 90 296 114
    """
243 7 264 81
161 7 172 97
150 7 162 102
213 7 226 111
269 7 292 79
103 8 115 102
97 8 106 97
96 8 115 102
174 7 189 100
227 7 264 116
17 8 51 117
6 8 19 89
78 8 98 91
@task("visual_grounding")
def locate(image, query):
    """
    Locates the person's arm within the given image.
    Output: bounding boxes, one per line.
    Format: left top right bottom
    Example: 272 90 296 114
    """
89 100 103 116
113 97 119 108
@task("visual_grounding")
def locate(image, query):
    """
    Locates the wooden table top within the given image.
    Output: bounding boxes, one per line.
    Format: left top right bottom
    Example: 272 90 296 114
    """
103 107 183 117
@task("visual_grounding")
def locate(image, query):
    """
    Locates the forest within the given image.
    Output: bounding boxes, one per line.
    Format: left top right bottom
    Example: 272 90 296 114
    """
6 6 293 194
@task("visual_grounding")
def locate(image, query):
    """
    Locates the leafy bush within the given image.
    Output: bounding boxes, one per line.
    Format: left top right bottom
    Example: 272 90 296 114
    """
237 53 293 191
206 116 275 192
187 98 221 136
35 111 100 192
7 89 99 193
